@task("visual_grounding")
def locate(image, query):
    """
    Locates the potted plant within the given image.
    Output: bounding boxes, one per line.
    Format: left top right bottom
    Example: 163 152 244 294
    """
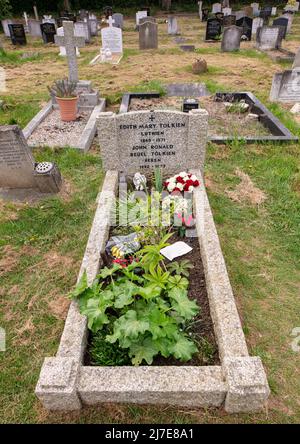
48 79 79 122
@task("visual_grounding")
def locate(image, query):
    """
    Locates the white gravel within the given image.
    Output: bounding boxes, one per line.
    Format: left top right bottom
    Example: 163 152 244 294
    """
28 109 92 148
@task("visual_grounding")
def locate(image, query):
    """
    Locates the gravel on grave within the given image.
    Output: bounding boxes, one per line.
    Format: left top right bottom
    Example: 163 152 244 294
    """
28 109 92 148
129 96 271 138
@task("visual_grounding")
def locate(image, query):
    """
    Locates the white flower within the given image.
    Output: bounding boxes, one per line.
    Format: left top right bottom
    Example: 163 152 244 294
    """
179 171 187 178
169 176 176 183
176 182 184 191
167 183 175 192
188 186 194 192
190 174 197 182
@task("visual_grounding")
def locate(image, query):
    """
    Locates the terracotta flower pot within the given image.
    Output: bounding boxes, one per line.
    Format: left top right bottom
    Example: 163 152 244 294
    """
56 96 78 122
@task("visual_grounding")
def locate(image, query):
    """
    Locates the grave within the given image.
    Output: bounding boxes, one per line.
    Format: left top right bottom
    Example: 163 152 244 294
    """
223 7 232 16
236 16 253 41
270 69 300 103
1 19 13 37
90 16 123 65
40 23 56 44
35 102 270 414
251 3 260 16
8 24 27 45
74 21 91 43
139 20 158 50
42 15 56 26
273 17 288 40
23 20 105 152
54 21 85 82
136 10 148 27
119 89 297 143
0 125 62 199
223 15 236 27
205 18 222 41
28 19 42 37
212 3 222 14
167 16 178 35
281 12 293 33
112 13 124 29
252 17 264 35
221 25 243 52
255 26 281 51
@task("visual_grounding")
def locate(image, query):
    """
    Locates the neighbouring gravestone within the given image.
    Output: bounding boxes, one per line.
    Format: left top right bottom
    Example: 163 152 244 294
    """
8 24 27 45
87 17 98 36
1 19 13 37
54 21 86 82
205 18 222 41
101 16 123 55
223 7 232 16
79 9 88 20
168 16 178 35
0 125 62 193
136 10 148 26
112 13 124 29
97 109 208 174
235 11 246 21
282 13 293 33
292 47 300 69
28 19 42 37
74 21 91 43
56 26 80 56
256 26 281 50
202 8 209 21
198 1 203 20
40 23 56 43
221 25 243 52
259 8 271 24
212 3 222 14
139 16 156 26
223 15 236 27
251 3 260 16
271 7 277 16
236 16 253 41
139 20 158 50
273 17 288 40
270 69 300 102
252 17 264 35
215 12 224 24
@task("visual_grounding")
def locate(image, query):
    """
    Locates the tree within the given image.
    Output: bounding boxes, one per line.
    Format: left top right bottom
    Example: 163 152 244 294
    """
0 0 12 20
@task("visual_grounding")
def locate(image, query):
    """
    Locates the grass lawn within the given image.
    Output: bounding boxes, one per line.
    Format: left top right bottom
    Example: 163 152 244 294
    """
0 13 300 424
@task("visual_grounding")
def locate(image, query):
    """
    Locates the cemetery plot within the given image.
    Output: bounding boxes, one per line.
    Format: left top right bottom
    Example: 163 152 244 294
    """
119 91 297 143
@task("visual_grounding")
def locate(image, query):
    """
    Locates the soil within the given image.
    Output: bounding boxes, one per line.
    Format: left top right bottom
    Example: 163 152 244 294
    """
27 109 92 148
85 229 220 367
129 95 272 138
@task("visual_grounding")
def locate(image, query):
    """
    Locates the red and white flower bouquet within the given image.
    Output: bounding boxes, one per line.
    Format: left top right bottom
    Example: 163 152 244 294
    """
163 171 200 193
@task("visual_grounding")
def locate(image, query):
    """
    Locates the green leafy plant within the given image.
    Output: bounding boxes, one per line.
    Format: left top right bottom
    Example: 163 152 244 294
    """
48 78 78 98
167 259 194 277
71 235 200 366
0 0 12 20
154 167 163 193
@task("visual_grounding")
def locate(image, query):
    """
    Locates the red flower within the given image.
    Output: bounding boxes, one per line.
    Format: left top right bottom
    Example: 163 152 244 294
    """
173 187 181 192
193 180 200 187
176 176 185 184
183 179 194 191
163 181 169 188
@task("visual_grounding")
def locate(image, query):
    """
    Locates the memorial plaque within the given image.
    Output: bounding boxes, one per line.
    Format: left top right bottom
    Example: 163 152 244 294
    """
40 22 56 43
273 17 288 39
236 16 253 40
270 70 300 102
0 125 36 188
97 109 208 174
8 24 27 45
205 18 222 41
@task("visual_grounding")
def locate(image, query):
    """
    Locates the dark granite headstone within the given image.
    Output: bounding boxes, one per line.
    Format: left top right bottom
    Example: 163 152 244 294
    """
236 16 253 41
215 12 224 24
223 15 236 27
166 83 209 97
273 17 288 40
205 18 222 41
8 24 27 45
40 22 56 43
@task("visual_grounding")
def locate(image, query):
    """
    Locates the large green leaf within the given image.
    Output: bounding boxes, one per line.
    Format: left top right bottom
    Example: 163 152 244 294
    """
97 263 121 280
169 287 199 320
167 275 189 291
81 298 110 332
70 270 88 299
129 336 159 365
136 284 162 300
169 333 198 361
106 310 149 344
146 306 178 340
113 281 138 309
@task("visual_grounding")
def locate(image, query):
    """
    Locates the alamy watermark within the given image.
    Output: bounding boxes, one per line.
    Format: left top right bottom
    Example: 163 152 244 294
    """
290 327 300 352
0 67 7 93
0 327 6 352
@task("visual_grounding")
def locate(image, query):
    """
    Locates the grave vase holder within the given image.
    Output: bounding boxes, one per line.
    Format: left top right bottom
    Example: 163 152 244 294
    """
56 96 78 121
